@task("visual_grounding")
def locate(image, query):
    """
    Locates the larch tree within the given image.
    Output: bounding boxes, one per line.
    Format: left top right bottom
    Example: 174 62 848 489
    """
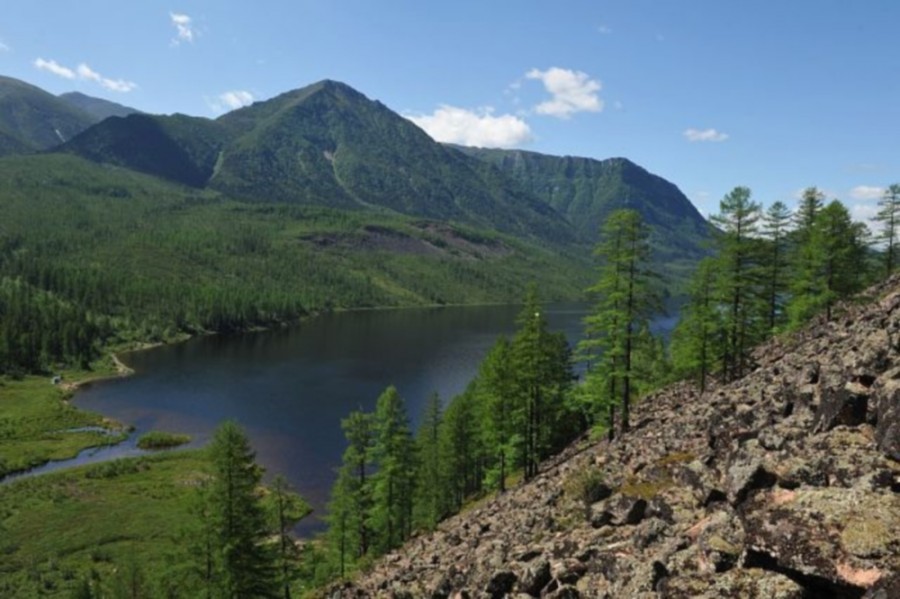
369 385 415 553
876 184 900 276
209 420 278 599
578 209 658 437
478 336 517 493
265 475 311 599
326 409 374 574
710 186 762 381
511 286 573 479
670 258 723 392
761 200 792 332
412 392 446 531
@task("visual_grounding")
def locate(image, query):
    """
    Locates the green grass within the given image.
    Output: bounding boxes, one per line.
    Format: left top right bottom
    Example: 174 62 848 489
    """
136 431 191 450
0 450 211 597
0 371 128 478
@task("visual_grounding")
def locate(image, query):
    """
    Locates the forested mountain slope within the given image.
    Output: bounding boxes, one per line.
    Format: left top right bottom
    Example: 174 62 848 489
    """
457 146 713 280
211 80 576 243
0 76 96 154
334 276 900 598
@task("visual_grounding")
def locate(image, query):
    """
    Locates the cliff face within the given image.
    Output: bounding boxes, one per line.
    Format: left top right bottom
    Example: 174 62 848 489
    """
334 278 900 598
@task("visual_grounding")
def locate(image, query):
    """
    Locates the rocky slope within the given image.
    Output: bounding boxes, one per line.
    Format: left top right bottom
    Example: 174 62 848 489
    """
332 277 900 598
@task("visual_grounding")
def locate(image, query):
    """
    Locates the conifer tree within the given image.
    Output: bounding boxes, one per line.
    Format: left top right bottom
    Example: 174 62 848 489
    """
209 420 278 599
710 186 762 380
762 200 792 331
876 184 900 276
412 392 446 530
439 387 484 509
369 386 415 553
478 337 516 492
511 286 573 478
265 475 311 599
325 410 373 575
578 209 658 437
670 258 722 392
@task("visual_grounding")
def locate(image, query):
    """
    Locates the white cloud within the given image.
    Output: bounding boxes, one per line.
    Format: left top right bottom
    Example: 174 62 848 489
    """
406 105 533 148
77 62 136 92
525 67 603 119
34 57 75 79
0 40 9 52
212 90 255 113
683 128 729 142
170 12 195 45
849 185 885 201
35 58 135 92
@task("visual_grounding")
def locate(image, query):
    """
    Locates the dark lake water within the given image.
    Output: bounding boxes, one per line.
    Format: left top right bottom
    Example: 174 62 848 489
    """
72 304 597 535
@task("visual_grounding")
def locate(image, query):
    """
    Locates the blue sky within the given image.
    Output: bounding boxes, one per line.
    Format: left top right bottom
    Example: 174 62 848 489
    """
1 1 897 221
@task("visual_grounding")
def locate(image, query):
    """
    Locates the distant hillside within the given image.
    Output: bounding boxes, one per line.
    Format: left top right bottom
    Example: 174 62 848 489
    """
58 113 231 187
58 91 141 121
456 147 713 274
211 80 574 242
0 75 95 153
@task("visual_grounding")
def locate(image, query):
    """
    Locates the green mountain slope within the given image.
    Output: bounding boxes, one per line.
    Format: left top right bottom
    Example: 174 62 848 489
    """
0 76 96 153
211 80 575 242
58 113 231 187
58 91 141 121
0 153 591 372
455 147 712 272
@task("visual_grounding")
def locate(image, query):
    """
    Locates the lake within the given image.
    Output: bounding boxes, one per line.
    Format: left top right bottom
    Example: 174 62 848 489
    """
73 303 593 535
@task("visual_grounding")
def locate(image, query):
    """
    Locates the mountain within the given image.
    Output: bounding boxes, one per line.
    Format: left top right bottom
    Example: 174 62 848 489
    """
0 75 96 154
210 80 574 242
58 113 231 187
336 275 900 598
58 80 575 243
456 147 712 263
58 91 140 121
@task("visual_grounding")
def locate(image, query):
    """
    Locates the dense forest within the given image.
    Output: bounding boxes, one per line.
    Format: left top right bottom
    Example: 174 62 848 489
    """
0 154 592 377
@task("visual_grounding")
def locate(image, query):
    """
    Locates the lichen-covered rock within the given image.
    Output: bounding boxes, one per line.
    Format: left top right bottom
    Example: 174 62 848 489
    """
659 569 805 598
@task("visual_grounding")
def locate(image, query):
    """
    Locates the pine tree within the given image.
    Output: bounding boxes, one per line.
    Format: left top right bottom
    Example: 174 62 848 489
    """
209 420 278 598
876 184 900 276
